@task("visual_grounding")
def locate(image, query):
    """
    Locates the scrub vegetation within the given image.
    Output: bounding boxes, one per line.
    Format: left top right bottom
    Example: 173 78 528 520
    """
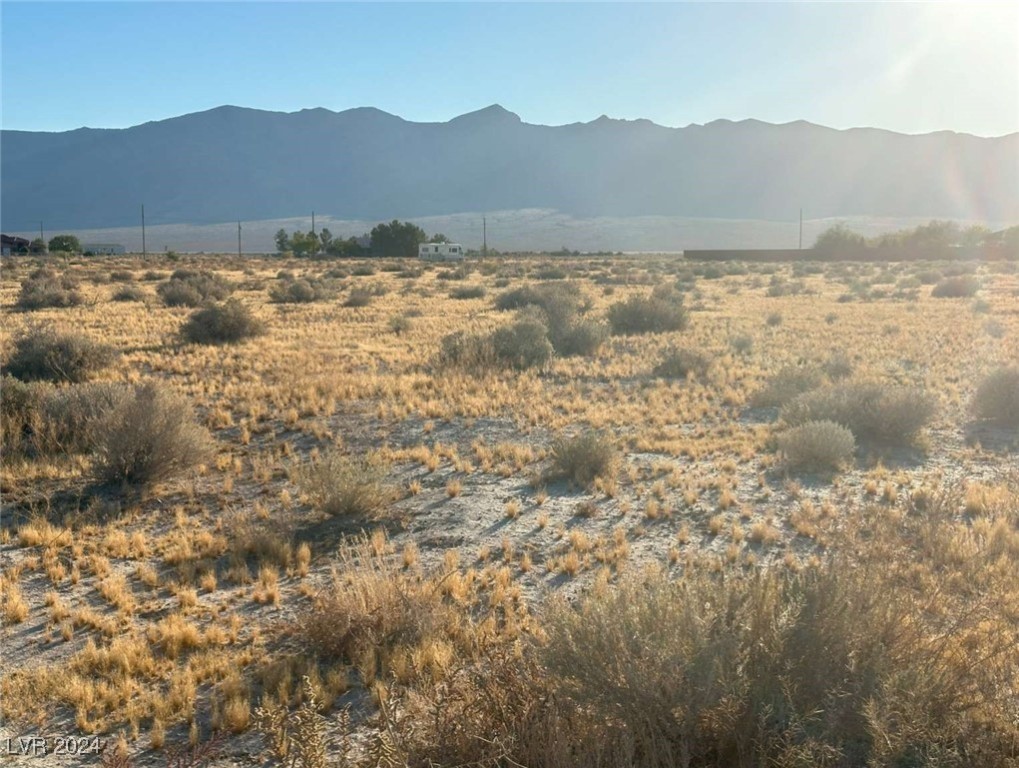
1 251 1017 767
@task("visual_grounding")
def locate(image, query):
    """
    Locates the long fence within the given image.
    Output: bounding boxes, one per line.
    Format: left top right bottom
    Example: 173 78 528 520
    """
682 245 1016 262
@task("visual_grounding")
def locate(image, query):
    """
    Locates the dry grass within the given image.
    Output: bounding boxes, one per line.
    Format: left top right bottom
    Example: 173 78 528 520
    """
295 450 392 519
2 253 1018 765
548 429 620 486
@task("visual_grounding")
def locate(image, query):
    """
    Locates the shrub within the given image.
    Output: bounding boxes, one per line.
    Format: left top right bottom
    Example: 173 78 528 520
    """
449 285 486 300
535 266 567 280
550 318 608 358
0 376 131 454
93 383 214 486
17 270 83 310
495 282 583 315
40 381 131 455
5 328 116 383
931 275 980 298
438 330 497 371
536 535 1016 767
970 367 1019 426
730 334 754 355
495 285 542 311
156 280 201 306
548 430 619 485
109 270 135 282
496 284 603 358
157 269 233 307
268 278 334 304
652 347 710 379
300 535 446 673
437 266 471 281
440 317 555 372
490 318 554 371
607 287 687 335
821 351 854 381
388 314 412 335
295 451 391 519
777 420 855 472
751 365 825 408
181 299 266 345
782 382 937 445
344 289 372 307
915 269 943 285
1 376 48 457
111 285 147 302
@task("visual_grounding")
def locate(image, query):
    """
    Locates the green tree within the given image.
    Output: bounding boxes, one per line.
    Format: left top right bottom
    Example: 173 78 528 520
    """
290 231 320 258
48 234 81 253
993 225 1019 259
960 225 991 248
29 238 47 254
906 220 959 250
873 220 961 252
429 233 451 243
813 223 866 253
370 220 427 258
326 236 366 258
274 229 291 254
318 228 333 252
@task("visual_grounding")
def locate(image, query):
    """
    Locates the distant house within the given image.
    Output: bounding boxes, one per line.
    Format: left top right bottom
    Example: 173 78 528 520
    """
418 243 465 262
82 243 126 255
1 234 31 255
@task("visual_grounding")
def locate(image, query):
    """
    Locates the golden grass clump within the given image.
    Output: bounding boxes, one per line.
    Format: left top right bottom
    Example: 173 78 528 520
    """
548 429 620 486
294 450 392 519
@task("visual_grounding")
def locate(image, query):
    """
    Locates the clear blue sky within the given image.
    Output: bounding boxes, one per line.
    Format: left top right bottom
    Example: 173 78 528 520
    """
2 2 1016 136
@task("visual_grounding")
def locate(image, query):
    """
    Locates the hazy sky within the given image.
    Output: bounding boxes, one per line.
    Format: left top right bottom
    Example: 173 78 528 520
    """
2 2 1016 136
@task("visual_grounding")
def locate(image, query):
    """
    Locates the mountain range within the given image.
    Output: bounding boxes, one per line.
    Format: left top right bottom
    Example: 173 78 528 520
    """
2 105 1016 231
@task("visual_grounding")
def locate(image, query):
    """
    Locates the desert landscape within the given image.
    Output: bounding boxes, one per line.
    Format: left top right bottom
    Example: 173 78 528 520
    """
1 250 1017 766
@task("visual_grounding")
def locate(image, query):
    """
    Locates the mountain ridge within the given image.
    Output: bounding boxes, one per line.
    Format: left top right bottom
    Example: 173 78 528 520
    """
3 105 1016 230
11 104 1013 138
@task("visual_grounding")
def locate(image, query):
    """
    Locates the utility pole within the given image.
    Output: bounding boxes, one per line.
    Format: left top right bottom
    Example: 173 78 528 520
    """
40 221 44 245
798 208 803 250
141 204 147 257
238 221 242 258
482 215 487 255
311 211 315 235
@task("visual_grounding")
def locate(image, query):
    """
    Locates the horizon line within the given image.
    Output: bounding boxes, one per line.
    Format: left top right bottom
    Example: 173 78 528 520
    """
4 103 1016 140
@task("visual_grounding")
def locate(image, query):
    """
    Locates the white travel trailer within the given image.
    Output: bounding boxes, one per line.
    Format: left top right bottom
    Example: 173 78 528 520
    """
418 243 465 262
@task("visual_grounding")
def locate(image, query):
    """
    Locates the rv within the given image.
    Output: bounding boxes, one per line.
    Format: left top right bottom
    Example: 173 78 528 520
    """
418 243 465 262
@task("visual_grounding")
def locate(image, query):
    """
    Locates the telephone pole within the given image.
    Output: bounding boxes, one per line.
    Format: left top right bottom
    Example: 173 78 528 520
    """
141 204 147 257
798 208 803 250
311 211 315 235
238 221 242 258
482 215 487 255
40 221 44 245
